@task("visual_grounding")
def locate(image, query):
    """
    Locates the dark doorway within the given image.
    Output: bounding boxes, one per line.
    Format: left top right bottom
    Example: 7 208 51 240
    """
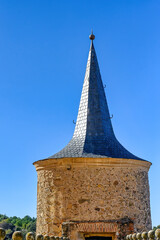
86 237 112 240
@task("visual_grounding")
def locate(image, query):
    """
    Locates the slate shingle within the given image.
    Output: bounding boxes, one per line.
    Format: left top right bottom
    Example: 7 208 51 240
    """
48 40 143 160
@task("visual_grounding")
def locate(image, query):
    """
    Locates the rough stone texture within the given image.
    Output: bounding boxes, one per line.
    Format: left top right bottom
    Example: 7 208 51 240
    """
63 219 134 240
34 37 152 240
34 158 151 238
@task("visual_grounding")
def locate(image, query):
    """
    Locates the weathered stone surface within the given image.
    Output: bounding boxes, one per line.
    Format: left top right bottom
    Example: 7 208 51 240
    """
26 232 35 240
36 234 44 240
141 232 148 240
155 229 160 239
0 228 6 240
132 233 137 240
33 34 152 240
12 231 23 240
34 158 151 236
148 230 155 240
137 233 142 240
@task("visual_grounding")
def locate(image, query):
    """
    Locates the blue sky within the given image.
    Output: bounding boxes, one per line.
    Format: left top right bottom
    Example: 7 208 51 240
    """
0 0 160 227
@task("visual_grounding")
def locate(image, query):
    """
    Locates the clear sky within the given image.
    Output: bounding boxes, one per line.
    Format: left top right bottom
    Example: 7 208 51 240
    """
0 0 160 228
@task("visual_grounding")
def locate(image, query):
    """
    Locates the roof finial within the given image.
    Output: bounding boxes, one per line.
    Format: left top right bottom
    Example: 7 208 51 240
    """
89 30 95 40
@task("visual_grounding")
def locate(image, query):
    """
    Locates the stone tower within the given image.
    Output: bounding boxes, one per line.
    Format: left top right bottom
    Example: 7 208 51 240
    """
33 33 152 240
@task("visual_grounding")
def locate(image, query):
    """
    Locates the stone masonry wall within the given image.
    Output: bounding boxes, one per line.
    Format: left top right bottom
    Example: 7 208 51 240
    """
34 158 151 237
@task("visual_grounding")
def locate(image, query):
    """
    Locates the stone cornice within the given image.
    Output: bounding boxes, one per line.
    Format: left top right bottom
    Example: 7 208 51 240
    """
33 157 151 171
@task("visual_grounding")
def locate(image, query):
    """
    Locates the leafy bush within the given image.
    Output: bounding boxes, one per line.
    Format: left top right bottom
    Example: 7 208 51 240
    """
0 214 36 240
153 225 160 231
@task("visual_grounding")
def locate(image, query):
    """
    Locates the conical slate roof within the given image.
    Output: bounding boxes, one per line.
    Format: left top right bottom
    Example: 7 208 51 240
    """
49 34 143 160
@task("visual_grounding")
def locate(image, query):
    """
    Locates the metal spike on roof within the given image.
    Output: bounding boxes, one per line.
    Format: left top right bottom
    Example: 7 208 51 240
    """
48 33 143 160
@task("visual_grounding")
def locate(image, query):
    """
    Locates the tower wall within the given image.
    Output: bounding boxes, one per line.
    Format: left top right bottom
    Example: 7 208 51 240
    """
34 158 152 238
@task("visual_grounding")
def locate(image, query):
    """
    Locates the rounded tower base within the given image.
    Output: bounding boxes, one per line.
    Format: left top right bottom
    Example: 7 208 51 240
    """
34 157 152 239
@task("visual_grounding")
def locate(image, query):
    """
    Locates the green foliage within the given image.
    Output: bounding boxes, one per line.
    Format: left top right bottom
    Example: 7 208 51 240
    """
0 214 8 222
153 225 160 231
0 214 36 240
26 221 36 232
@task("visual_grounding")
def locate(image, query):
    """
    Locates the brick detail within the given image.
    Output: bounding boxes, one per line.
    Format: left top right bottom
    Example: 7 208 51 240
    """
76 222 118 232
